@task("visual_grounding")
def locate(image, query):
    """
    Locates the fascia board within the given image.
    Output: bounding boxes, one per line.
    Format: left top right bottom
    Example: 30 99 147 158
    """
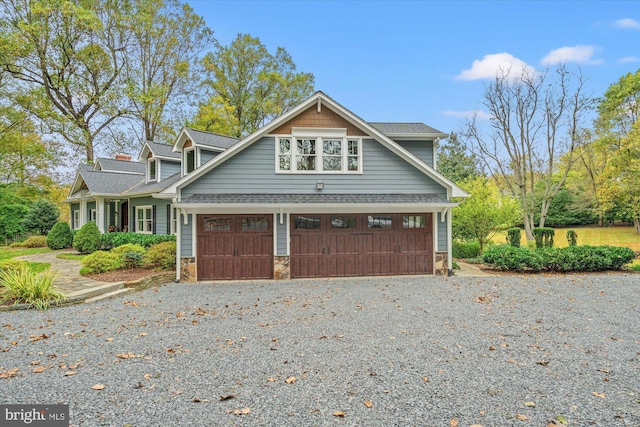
174 201 460 214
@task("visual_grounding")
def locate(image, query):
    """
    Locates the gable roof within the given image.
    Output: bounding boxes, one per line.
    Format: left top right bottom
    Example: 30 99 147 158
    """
161 91 468 199
68 164 144 197
122 172 181 196
173 127 241 152
370 122 447 138
94 158 146 175
139 140 181 161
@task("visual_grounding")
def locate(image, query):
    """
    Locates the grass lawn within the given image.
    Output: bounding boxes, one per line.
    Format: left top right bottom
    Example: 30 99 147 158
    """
498 226 640 251
0 246 52 272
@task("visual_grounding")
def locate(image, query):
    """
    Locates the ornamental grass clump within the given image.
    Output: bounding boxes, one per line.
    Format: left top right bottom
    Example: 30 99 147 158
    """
0 265 64 310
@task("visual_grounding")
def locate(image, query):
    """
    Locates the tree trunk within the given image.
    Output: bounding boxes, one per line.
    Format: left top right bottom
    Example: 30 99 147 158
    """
634 217 640 234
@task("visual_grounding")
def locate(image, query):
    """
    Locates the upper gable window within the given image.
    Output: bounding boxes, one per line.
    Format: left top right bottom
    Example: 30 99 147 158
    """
277 136 361 173
148 158 157 181
185 148 196 174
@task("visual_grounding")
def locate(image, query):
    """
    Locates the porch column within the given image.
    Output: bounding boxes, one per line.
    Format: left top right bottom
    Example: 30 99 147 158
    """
175 208 181 281
447 207 453 276
80 200 87 228
95 197 105 233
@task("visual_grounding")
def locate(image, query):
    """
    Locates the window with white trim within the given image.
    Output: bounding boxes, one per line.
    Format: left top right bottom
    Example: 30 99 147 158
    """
135 206 153 234
90 209 97 223
148 158 157 181
184 148 196 174
72 210 80 230
277 136 361 173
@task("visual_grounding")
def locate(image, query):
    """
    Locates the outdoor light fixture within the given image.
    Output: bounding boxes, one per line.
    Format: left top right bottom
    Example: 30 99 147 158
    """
316 181 324 190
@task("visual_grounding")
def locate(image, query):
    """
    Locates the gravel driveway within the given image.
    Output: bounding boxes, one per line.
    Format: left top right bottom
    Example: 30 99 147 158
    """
1 273 639 426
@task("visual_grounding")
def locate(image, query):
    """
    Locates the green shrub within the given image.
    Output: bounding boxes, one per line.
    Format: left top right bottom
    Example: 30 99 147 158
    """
566 229 578 247
482 245 543 271
101 232 176 249
80 250 122 274
0 265 64 310
19 236 48 248
452 240 481 258
532 227 555 248
506 228 521 248
22 199 59 235
73 222 102 254
111 243 146 256
0 259 29 273
143 241 176 270
47 221 74 250
110 244 146 268
0 204 29 241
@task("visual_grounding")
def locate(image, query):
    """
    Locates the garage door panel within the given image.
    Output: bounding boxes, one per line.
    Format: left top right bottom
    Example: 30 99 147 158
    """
291 213 433 279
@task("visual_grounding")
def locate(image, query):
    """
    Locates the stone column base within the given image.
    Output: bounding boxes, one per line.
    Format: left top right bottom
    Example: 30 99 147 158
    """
435 252 448 276
274 256 290 280
180 257 196 282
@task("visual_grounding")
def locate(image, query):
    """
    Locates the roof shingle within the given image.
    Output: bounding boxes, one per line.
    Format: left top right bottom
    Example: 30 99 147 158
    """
184 128 241 150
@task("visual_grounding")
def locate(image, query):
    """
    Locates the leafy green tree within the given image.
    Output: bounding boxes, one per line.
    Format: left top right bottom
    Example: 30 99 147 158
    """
594 69 640 232
437 132 482 183
23 199 59 235
197 34 315 137
125 0 214 142
453 176 521 253
0 0 131 162
0 204 29 241
46 221 74 250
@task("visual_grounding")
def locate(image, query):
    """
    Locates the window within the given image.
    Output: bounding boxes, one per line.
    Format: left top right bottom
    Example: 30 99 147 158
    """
241 216 269 231
331 216 357 229
294 216 320 230
148 158 157 181
90 209 97 223
368 215 392 229
185 148 196 174
403 215 426 228
136 206 153 234
203 217 230 232
277 136 361 173
72 210 80 230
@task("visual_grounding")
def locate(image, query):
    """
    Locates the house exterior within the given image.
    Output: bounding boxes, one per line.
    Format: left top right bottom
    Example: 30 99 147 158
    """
65 91 467 281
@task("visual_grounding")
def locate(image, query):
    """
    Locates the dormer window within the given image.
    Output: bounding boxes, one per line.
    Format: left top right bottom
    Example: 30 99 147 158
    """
148 158 157 182
185 148 196 174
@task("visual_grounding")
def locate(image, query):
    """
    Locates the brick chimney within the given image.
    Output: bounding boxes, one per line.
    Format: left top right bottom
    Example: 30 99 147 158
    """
115 154 132 161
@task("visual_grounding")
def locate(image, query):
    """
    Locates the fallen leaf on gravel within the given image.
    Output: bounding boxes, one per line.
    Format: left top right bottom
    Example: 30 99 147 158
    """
470 425 483 427
333 411 345 417
91 384 105 390
516 413 528 420
556 414 569 424
536 360 550 366
267 377 276 382
450 420 458 427
489 346 496 351
0 368 20 379
219 395 235 401
231 407 250 415
596 368 609 373
32 366 47 373
29 333 48 342
29 360 40 366
284 376 296 384
364 400 373 408
422 376 429 382
192 397 202 402
138 332 147 337
69 363 81 369
63 371 76 376
592 392 605 398
524 401 536 407
105 338 113 342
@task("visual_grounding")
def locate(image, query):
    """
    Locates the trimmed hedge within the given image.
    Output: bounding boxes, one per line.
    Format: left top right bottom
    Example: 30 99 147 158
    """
101 232 176 249
452 240 481 259
143 241 176 270
17 236 48 248
47 221 74 250
506 228 521 248
73 222 102 254
80 251 122 274
482 244 636 272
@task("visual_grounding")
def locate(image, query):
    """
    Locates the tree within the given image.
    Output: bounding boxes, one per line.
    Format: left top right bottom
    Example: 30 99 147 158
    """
197 33 315 138
461 65 593 241
22 198 59 235
594 69 640 232
453 176 521 253
0 0 131 162
436 132 482 183
124 0 214 142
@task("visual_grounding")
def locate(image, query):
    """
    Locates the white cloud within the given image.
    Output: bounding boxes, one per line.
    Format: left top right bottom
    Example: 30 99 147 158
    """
456 53 536 81
443 110 492 121
541 45 602 65
618 56 639 64
613 18 640 29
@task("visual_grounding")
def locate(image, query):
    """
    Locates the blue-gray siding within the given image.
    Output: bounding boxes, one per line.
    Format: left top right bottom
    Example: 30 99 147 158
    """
129 196 170 235
436 212 448 251
200 149 219 166
180 214 193 257
182 137 446 197
276 213 287 255
396 140 434 167
160 160 181 181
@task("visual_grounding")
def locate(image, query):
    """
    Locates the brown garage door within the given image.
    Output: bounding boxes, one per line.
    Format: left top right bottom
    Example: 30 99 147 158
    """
197 215 273 280
290 213 433 278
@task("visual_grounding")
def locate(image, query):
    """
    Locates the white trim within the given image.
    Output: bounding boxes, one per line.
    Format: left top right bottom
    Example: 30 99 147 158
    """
80 200 87 228
135 205 154 234
446 207 453 275
275 135 363 174
285 213 290 256
291 127 347 137
191 214 197 261
183 147 196 175
160 92 468 198
176 209 181 281
273 213 278 256
172 202 458 215
90 208 97 223
72 210 80 230
147 158 157 183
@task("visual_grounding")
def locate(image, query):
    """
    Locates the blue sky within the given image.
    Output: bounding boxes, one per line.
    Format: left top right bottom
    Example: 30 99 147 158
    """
188 0 639 134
